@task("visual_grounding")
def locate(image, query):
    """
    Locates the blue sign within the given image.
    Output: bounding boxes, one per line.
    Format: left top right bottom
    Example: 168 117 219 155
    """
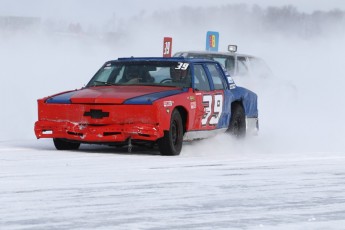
206 31 219 51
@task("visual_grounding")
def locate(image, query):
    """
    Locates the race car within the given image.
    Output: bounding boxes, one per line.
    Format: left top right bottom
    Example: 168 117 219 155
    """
34 57 258 156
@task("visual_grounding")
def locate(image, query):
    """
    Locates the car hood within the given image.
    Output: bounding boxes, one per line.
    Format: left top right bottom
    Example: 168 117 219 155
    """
45 86 186 105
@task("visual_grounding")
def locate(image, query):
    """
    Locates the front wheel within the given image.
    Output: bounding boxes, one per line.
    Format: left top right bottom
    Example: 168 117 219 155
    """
158 110 183 156
53 138 80 150
227 103 246 138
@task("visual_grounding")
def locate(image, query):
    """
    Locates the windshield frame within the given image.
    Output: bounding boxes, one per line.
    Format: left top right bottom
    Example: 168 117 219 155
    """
86 60 192 88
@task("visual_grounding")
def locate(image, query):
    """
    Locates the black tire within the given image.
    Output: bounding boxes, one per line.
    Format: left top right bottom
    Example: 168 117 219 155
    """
158 110 183 156
227 103 246 138
53 138 80 150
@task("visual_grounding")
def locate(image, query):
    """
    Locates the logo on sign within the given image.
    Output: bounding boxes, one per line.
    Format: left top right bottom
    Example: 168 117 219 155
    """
209 35 216 48
163 42 171 55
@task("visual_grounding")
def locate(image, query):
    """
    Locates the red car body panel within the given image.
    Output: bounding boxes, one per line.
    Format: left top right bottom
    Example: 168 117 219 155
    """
34 86 214 143
69 86 174 104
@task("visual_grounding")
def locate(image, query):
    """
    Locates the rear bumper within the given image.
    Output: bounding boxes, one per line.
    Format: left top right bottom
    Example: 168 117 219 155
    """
34 120 162 142
246 117 259 135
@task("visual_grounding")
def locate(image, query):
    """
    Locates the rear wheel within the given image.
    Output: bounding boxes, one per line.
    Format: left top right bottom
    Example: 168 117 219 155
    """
228 103 246 138
53 138 80 150
158 110 183 156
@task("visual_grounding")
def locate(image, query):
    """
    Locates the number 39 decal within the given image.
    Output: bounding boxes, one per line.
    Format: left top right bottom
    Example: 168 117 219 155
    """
202 94 223 126
175 62 189 70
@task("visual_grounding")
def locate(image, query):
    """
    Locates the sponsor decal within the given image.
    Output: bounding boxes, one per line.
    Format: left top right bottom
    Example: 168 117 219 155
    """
188 96 196 101
227 76 234 84
191 101 197 109
163 101 174 107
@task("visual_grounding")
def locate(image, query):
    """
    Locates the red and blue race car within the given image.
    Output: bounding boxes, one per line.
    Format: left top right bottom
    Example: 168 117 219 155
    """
34 57 258 155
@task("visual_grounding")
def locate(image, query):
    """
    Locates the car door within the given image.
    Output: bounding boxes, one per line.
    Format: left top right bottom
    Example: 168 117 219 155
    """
192 63 230 132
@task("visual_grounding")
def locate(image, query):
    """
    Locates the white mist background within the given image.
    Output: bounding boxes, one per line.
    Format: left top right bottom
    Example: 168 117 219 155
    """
0 2 344 156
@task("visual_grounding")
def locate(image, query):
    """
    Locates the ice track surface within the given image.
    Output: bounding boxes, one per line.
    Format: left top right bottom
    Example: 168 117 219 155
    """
1 138 345 230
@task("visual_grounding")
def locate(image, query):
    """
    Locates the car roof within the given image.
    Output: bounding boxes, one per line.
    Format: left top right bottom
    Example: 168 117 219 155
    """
174 51 256 59
108 57 220 64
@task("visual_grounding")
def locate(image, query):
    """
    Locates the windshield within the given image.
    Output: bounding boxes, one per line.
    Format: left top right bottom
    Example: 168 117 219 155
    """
86 61 191 88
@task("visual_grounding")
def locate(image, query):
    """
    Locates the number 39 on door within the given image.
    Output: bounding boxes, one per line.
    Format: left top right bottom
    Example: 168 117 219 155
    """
201 94 223 126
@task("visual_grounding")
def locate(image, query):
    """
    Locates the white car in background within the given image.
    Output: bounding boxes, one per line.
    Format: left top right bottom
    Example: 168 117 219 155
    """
174 45 273 81
174 45 297 104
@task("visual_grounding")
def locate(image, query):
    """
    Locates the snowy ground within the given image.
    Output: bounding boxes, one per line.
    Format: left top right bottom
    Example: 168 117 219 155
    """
1 137 345 229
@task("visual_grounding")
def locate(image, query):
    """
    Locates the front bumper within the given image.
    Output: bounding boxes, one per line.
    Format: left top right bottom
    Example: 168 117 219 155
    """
34 120 162 142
